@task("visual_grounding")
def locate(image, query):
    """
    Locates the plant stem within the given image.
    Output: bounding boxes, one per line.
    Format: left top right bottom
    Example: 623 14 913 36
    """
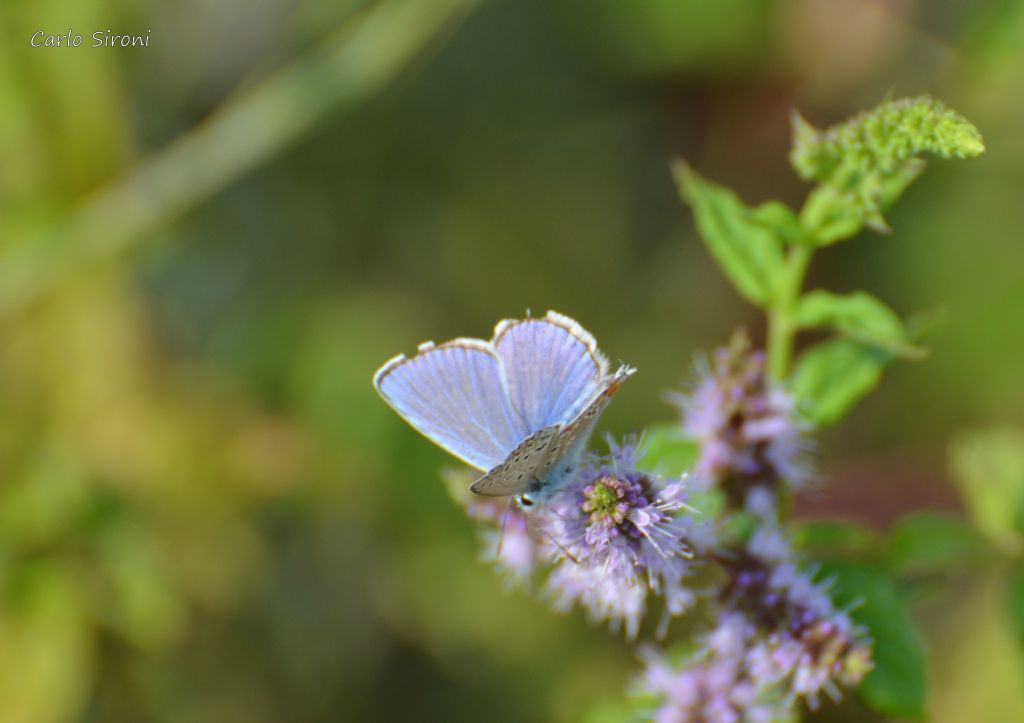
766 244 813 381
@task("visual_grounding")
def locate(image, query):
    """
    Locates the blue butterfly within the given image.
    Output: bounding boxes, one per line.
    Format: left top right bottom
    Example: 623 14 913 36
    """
373 311 635 507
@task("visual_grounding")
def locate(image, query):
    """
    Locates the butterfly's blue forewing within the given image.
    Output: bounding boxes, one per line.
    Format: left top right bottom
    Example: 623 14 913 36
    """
374 340 528 471
374 311 633 500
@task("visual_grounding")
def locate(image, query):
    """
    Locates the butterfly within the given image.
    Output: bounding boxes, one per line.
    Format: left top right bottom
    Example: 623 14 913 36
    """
373 311 635 507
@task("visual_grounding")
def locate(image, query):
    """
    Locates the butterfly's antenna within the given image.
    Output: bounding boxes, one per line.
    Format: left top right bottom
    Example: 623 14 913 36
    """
496 496 514 559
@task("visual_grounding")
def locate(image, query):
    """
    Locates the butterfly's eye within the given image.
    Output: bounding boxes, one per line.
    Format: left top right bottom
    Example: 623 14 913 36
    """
518 494 535 509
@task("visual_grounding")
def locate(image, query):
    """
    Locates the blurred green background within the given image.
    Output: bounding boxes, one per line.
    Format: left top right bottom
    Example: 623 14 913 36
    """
2 0 1023 720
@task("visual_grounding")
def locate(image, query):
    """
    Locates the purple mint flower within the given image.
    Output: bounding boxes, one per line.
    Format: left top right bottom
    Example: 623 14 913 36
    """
639 585 871 723
462 496 547 588
637 615 787 723
714 528 874 708
452 438 703 637
671 333 810 509
540 438 702 639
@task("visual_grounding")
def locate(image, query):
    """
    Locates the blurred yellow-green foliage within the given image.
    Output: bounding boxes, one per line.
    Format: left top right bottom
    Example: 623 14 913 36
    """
1 0 1023 721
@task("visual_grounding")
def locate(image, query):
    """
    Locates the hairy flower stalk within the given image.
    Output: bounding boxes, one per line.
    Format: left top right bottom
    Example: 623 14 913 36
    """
673 333 808 511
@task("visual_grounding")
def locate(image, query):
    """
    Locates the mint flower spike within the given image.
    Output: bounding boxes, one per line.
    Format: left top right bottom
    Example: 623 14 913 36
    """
542 437 705 640
637 615 789 723
638 530 873 723
790 95 985 243
451 438 704 639
671 333 810 511
721 528 873 707
470 500 540 588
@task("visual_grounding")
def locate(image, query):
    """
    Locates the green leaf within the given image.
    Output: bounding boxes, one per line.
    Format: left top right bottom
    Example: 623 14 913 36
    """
1009 562 1024 651
672 161 786 307
639 423 697 477
949 427 1024 554
877 157 926 213
885 511 990 575
798 159 927 245
790 96 984 244
795 290 926 359
797 185 865 245
789 109 824 174
793 519 879 559
789 339 891 425
821 561 927 719
751 200 810 246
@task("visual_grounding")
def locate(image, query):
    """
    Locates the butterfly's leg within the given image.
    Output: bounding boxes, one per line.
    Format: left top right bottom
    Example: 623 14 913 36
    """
495 496 515 558
517 495 580 564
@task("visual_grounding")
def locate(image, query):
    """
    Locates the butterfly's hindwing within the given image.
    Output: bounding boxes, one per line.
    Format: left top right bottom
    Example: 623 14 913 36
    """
469 424 561 496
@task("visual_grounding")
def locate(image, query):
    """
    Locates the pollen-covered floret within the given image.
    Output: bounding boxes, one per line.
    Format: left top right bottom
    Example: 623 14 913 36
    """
541 438 703 638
